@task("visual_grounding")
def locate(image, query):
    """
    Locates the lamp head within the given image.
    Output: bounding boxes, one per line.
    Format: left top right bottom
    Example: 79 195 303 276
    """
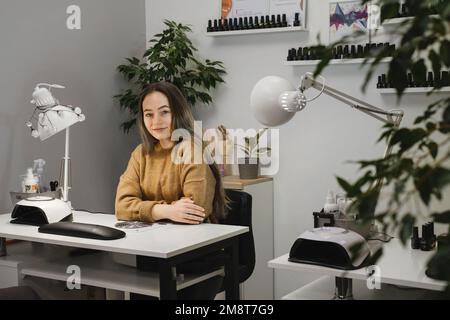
250 76 296 127
27 83 85 141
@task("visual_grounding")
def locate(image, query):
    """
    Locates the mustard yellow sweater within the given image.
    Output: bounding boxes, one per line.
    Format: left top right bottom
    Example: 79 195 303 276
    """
115 143 216 223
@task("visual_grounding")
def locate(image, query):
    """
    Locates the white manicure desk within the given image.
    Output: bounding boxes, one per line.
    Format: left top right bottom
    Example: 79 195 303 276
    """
0 211 248 300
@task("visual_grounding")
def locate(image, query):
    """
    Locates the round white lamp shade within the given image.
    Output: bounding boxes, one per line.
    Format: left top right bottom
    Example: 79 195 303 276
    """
250 76 296 127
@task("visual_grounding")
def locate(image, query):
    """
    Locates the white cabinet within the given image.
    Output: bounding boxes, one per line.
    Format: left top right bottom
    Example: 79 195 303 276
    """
223 176 274 300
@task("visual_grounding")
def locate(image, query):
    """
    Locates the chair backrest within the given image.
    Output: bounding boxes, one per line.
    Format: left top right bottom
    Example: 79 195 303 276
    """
219 190 255 283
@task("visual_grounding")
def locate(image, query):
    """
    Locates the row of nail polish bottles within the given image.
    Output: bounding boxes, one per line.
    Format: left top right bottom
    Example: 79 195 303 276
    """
377 71 450 89
207 12 302 32
287 42 395 62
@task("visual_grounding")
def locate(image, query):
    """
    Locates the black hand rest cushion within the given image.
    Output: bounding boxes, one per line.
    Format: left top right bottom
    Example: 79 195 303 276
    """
38 222 126 240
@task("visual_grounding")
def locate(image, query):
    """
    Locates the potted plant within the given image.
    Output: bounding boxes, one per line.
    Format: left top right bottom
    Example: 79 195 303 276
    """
313 0 450 287
237 128 271 179
115 20 226 133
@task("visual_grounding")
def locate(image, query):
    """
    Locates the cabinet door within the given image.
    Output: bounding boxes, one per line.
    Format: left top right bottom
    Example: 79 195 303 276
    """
241 182 274 300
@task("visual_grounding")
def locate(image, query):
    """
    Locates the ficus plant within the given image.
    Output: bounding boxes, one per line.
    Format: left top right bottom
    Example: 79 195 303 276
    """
312 0 450 291
115 20 226 133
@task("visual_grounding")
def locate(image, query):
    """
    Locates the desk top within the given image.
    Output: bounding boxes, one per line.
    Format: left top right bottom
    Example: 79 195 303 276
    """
222 176 273 190
0 211 248 258
268 239 446 291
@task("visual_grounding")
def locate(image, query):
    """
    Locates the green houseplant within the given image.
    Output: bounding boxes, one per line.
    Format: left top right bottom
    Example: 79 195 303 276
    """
313 0 450 290
237 128 271 179
115 20 226 133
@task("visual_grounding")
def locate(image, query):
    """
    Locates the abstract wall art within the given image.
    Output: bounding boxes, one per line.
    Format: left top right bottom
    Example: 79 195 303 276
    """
329 1 368 43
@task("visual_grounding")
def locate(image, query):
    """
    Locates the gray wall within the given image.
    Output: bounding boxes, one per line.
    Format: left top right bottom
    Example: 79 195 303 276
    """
0 0 145 213
146 0 450 298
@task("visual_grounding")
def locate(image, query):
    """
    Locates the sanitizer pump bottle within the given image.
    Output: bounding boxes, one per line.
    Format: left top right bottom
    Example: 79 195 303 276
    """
324 190 339 218
22 167 39 193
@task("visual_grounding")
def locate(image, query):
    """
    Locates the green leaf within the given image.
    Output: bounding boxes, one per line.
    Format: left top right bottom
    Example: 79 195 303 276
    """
426 142 438 159
432 211 450 223
399 214 415 245
440 40 450 67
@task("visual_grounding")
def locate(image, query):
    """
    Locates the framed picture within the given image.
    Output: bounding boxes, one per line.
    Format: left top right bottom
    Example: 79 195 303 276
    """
329 1 369 43
221 0 307 29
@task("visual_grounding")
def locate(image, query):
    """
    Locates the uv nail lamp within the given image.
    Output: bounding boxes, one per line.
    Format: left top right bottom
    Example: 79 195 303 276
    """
289 227 370 270
11 197 72 226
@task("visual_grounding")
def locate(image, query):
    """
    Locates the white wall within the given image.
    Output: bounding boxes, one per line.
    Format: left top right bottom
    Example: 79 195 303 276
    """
0 0 144 214
146 0 450 298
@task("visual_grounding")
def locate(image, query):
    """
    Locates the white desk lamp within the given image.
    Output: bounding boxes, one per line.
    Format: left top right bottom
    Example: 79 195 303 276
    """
26 83 85 203
250 72 404 192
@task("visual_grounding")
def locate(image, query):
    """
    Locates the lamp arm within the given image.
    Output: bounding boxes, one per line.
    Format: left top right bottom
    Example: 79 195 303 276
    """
301 73 404 125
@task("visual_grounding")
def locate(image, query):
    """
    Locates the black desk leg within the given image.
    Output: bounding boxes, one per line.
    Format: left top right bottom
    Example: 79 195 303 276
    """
159 260 177 300
0 237 6 257
224 237 239 300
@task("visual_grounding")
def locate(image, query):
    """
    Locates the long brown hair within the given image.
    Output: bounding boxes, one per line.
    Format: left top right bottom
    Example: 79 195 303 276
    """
137 81 227 222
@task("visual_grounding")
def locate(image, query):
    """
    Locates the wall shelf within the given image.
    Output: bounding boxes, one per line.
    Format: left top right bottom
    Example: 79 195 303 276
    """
206 26 308 37
382 17 413 25
378 87 450 94
383 15 439 25
284 57 392 66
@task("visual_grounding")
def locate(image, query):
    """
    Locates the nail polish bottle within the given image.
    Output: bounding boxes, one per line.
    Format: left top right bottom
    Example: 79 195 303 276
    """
222 19 229 31
260 16 265 28
364 43 370 56
276 14 282 28
442 71 450 86
337 45 343 59
293 12 300 27
427 72 434 87
254 16 260 29
357 45 364 58
304 47 310 60
213 19 219 32
282 14 288 27
228 18 234 31
243 17 249 30
331 47 337 60
350 45 356 58
343 45 349 59
420 222 436 251
297 47 303 61
287 48 294 61
265 15 271 28
376 76 383 89
207 20 213 32
381 74 387 88
238 17 243 30
407 73 414 88
310 47 317 60
233 18 239 31
411 226 420 249
248 16 254 29
271 15 276 28
435 71 442 87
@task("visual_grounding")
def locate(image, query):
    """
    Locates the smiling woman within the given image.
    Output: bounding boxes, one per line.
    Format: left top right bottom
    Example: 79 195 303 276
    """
115 81 227 225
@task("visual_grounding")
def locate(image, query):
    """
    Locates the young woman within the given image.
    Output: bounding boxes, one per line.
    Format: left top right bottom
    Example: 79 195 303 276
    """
115 81 227 224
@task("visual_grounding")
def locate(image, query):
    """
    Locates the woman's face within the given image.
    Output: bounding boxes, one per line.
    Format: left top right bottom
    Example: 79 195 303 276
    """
142 91 172 142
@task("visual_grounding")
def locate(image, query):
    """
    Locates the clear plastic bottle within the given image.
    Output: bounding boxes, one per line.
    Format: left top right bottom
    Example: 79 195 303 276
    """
22 167 39 193
324 190 339 218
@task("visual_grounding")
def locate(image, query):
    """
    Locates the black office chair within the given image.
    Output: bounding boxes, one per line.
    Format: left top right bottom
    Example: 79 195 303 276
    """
134 190 255 300
177 190 255 299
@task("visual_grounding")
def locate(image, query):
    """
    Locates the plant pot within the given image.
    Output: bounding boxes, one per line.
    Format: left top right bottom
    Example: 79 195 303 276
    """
238 158 259 179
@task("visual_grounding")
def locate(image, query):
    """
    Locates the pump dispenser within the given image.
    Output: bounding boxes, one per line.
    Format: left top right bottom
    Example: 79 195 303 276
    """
324 190 339 217
33 159 47 192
